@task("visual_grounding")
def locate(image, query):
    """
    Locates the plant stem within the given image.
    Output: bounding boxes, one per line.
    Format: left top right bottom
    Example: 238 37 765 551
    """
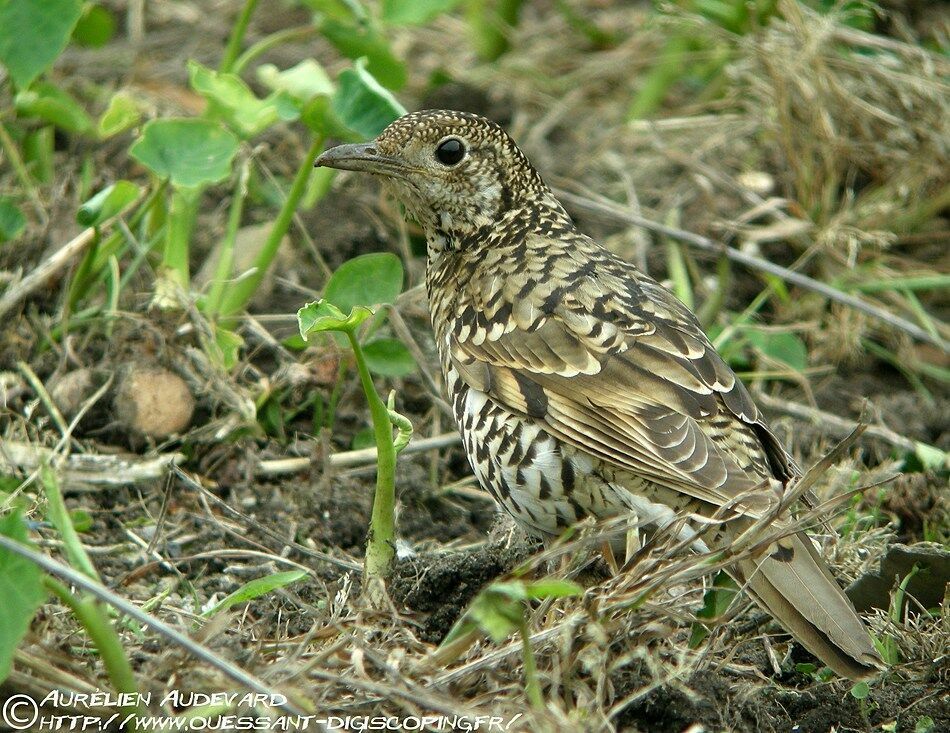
347 331 396 580
162 186 200 291
217 136 324 317
205 159 250 318
39 464 100 581
68 181 166 309
519 618 543 709
232 25 317 76
44 578 142 720
220 0 260 73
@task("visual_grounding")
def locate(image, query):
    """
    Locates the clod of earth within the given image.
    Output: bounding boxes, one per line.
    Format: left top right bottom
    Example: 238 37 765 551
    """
113 365 194 438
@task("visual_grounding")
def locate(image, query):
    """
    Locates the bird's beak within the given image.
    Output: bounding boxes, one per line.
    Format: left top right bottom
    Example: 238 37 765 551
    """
314 142 409 177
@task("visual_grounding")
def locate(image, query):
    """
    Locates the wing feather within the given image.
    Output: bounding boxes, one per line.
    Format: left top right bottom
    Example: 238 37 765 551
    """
447 234 800 514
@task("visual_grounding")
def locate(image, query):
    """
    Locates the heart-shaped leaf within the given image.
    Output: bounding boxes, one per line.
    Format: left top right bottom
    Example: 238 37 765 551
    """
0 0 82 89
130 118 239 189
323 252 403 314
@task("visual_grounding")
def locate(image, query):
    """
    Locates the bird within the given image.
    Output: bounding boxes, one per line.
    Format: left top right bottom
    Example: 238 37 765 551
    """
315 109 884 680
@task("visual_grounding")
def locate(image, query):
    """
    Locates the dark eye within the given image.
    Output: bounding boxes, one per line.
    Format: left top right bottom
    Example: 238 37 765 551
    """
435 138 465 166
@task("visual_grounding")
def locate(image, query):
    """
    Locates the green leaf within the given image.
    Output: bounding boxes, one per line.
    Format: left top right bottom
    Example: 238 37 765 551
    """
319 18 407 90
130 118 239 189
381 0 460 25
23 127 55 183
363 338 416 376
15 82 93 134
76 180 140 227
97 91 142 138
696 571 739 620
188 61 299 139
0 197 26 243
445 578 579 646
467 586 526 643
72 4 116 48
849 680 870 700
522 578 583 600
257 59 335 103
324 252 403 314
0 511 47 684
298 300 375 339
69 509 93 533
201 570 307 617
689 571 738 648
743 329 807 372
301 96 352 138
0 0 83 89
333 58 406 139
281 333 309 351
915 716 935 733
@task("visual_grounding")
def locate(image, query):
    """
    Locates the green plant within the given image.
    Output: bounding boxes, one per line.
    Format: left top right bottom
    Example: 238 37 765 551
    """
297 253 415 582
0 469 143 718
2 0 418 378
201 570 308 618
688 570 739 648
440 578 582 709
0 510 45 682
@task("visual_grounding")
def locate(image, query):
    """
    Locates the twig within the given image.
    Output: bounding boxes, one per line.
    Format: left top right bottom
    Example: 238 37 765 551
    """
0 535 317 726
0 442 183 488
754 390 947 466
16 361 69 436
255 431 462 476
0 228 98 320
554 189 949 352
171 466 362 573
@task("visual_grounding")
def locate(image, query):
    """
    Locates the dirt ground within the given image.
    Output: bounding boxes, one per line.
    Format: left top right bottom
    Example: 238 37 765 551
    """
1 1 948 732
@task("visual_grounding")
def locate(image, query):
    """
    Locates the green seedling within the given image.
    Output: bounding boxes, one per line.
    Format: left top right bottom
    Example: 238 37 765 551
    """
297 253 414 582
129 117 240 305
440 578 582 709
201 570 307 618
688 570 739 648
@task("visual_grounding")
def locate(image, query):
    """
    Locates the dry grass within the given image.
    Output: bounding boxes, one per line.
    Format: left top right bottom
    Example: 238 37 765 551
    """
1 1 948 731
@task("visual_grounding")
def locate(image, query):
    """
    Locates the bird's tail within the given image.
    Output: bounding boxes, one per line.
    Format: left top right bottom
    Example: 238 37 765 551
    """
734 531 884 680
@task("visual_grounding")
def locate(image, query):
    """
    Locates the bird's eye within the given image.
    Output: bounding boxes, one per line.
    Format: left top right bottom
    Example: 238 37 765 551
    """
435 138 465 166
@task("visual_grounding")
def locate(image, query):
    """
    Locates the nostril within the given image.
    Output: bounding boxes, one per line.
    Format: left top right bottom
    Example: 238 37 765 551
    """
364 146 378 156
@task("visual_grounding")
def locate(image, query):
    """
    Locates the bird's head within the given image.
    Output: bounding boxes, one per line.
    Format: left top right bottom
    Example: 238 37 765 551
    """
315 110 553 249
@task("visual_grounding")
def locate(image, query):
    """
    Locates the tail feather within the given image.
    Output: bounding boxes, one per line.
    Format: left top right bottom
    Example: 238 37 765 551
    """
735 532 883 680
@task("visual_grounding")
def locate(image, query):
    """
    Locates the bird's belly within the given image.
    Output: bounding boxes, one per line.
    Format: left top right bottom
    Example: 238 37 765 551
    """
449 368 705 541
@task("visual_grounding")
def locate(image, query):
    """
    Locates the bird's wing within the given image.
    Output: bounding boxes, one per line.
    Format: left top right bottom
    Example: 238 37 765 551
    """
449 237 798 516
